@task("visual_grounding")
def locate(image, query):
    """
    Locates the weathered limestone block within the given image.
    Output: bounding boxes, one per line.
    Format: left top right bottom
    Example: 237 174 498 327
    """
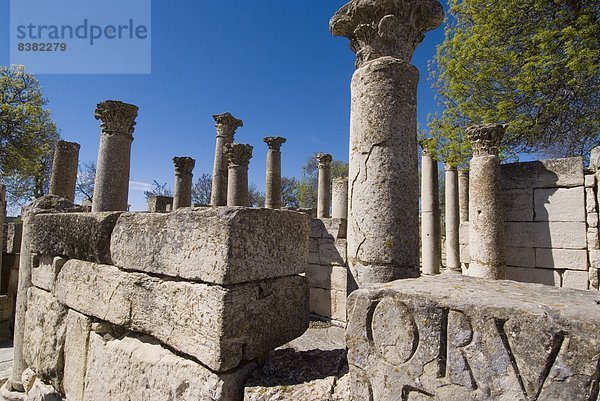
6 222 23 254
346 275 600 400
587 228 599 249
146 195 172 212
585 174 596 188
459 222 469 244
534 187 585 222
535 248 588 270
502 189 533 221
31 256 67 293
317 239 347 266
26 379 63 401
23 288 68 391
306 265 347 291
63 310 92 401
562 270 589 290
55 260 309 372
506 266 562 287
30 213 122 264
83 331 255 401
505 247 535 268
587 187 598 213
309 287 346 323
588 212 599 228
310 218 347 240
501 157 584 189
111 208 309 284
505 222 587 249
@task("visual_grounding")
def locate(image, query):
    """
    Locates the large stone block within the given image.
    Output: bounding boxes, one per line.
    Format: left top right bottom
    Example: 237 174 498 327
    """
562 270 589 290
55 260 309 372
505 247 535 268
587 187 598 213
309 287 346 323
30 212 122 264
83 331 255 401
535 248 588 270
534 187 585 222
110 208 309 284
6 222 23 254
506 266 561 287
501 157 584 189
63 310 92 401
31 256 67 293
503 189 533 221
346 275 600 401
459 222 469 245
505 222 586 249
23 287 68 391
306 264 347 291
317 238 347 266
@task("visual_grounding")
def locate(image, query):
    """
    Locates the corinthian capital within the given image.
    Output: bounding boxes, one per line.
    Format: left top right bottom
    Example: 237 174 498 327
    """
263 136 287 151
467 124 506 157
330 0 444 67
224 144 253 167
95 100 139 137
317 153 333 169
213 112 243 139
173 157 196 176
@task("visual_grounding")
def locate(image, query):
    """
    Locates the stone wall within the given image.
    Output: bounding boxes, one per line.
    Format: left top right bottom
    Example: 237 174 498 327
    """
0 220 21 338
460 156 599 290
306 218 348 324
15 207 310 400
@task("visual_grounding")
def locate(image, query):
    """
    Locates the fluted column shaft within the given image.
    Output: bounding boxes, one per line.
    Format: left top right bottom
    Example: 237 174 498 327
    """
264 137 286 209
420 141 440 275
332 177 349 219
467 124 506 279
225 144 253 207
316 153 332 218
211 113 243 206
49 140 80 202
444 164 461 273
173 157 195 209
92 100 139 212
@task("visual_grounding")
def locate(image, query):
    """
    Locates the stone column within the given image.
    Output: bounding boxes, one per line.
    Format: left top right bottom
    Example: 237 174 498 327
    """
264 136 286 209
91 100 139 212
225 144 253 207
419 140 440 275
444 163 461 273
467 123 506 279
49 140 80 202
211 113 243 206
0 185 4 289
458 168 469 222
172 157 195 210
332 177 349 219
316 154 333 218
330 0 443 288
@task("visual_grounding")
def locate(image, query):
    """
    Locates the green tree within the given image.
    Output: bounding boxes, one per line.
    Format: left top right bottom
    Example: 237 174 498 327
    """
296 152 348 209
0 65 59 207
281 176 300 208
192 173 212 206
248 183 265 208
430 0 599 163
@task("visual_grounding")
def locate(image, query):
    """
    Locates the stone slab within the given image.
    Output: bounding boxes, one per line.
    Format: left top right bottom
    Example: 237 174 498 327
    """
534 187 585 222
458 222 469 245
317 239 347 266
588 228 600 249
535 248 588 270
562 270 589 290
31 256 67 293
506 266 561 286
505 222 586 249
23 288 67 391
63 310 91 401
588 212 599 228
459 243 469 264
586 188 597 213
30 213 122 264
585 174 596 188
505 247 535 268
346 275 600 401
83 331 255 401
5 223 22 255
306 265 347 291
309 287 346 323
501 157 584 189
55 260 309 372
503 189 533 222
111 208 309 285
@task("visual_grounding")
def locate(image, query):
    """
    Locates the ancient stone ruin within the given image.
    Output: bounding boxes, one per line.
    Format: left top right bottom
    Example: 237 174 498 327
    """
0 0 599 400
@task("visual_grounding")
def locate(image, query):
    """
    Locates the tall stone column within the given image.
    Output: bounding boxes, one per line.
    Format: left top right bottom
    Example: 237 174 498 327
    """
225 144 253 207
91 100 139 212
316 153 333 218
0 185 4 288
419 139 440 275
444 163 461 273
211 113 243 206
330 0 443 288
332 177 349 219
172 157 195 210
458 168 469 222
467 123 506 279
264 136 286 209
49 140 80 202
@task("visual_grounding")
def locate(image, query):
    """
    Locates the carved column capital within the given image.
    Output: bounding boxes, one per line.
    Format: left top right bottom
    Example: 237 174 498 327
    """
317 153 333 169
95 100 139 137
173 157 195 176
213 112 243 139
330 0 444 67
225 144 253 168
263 136 287 151
467 124 506 157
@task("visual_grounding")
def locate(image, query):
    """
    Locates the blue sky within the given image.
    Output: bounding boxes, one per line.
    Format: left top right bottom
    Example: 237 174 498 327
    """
1 1 446 211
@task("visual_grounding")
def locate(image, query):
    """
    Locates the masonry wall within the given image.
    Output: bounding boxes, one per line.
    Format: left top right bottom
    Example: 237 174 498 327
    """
460 156 599 290
306 218 348 324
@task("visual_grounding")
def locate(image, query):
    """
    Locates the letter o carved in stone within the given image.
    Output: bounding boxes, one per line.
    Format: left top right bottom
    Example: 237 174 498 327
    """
370 298 418 365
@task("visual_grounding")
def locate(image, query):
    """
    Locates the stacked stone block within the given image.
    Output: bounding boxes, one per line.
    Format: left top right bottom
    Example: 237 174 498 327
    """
460 156 596 289
10 207 310 400
587 147 600 290
306 218 347 324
